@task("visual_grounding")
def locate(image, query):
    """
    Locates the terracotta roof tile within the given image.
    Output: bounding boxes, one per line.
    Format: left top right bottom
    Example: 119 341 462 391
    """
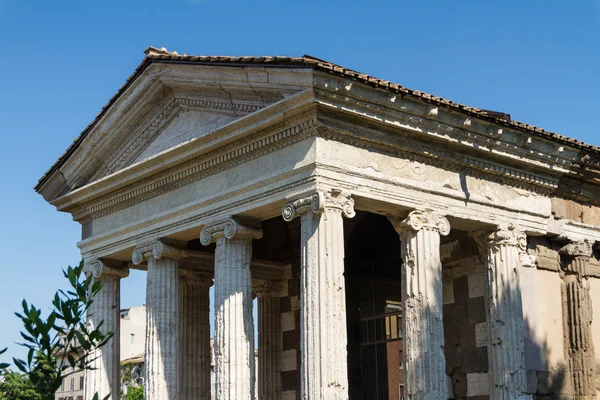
34 46 600 191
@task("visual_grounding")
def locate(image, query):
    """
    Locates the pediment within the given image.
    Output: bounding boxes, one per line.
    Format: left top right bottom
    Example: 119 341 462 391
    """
95 92 270 179
41 62 313 200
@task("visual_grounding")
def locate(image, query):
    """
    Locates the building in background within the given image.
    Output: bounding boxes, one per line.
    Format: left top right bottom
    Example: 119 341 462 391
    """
55 306 146 400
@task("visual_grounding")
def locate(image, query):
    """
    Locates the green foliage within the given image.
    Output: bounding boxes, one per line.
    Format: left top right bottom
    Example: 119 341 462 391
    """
0 261 113 400
122 385 144 400
0 372 43 400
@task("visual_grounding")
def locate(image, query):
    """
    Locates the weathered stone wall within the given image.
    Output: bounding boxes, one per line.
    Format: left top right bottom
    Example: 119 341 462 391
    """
280 261 300 400
552 198 600 226
442 241 490 400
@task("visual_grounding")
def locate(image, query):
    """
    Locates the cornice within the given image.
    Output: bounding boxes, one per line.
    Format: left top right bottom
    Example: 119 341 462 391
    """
313 75 579 174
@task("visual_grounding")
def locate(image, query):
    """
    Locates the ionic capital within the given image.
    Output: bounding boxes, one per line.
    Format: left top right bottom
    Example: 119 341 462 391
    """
253 282 285 298
480 224 527 251
180 270 213 287
86 260 129 279
282 188 355 221
559 240 593 260
389 208 450 236
199 218 263 246
132 241 188 265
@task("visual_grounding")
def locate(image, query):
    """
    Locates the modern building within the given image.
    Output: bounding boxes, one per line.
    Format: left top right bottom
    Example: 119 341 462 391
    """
37 47 600 399
55 306 146 400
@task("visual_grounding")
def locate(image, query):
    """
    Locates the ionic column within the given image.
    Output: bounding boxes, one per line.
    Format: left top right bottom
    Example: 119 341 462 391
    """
477 225 530 400
200 219 263 400
389 209 450 400
84 260 129 400
282 188 355 400
133 241 187 400
254 283 283 400
180 270 213 400
560 240 596 397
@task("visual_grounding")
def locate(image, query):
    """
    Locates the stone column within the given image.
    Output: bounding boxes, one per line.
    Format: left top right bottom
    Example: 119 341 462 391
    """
84 260 129 400
200 219 263 400
180 270 213 400
560 240 596 398
254 282 283 400
282 188 355 400
389 209 450 400
478 225 531 400
133 241 187 400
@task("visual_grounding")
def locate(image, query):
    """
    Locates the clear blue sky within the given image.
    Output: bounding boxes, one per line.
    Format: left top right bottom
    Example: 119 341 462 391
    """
0 0 599 362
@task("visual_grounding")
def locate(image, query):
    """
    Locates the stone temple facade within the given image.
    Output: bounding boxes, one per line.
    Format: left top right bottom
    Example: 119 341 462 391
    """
35 46 600 399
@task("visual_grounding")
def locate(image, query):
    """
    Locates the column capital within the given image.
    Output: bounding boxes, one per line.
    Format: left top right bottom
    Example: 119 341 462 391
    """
199 218 263 246
180 270 213 287
282 188 355 222
559 240 593 259
132 241 188 265
477 224 527 251
388 208 450 236
253 282 285 298
85 260 129 279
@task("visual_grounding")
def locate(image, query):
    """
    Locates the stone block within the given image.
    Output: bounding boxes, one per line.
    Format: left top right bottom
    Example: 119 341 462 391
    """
282 330 297 351
457 324 476 349
443 278 455 304
583 204 600 225
454 276 469 304
474 322 488 348
281 311 295 331
468 297 486 324
280 296 291 313
526 369 538 394
281 370 300 391
460 347 488 373
281 350 297 372
466 372 489 397
281 390 297 400
451 367 467 397
290 295 299 311
468 272 486 299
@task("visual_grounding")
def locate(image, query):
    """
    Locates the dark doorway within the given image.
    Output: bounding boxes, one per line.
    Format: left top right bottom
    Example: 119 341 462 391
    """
345 212 404 400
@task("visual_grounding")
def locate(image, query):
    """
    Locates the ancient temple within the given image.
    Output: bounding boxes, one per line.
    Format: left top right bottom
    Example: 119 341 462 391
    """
36 46 600 399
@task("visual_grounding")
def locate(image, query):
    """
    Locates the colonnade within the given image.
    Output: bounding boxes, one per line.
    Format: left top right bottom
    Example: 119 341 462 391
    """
83 188 585 400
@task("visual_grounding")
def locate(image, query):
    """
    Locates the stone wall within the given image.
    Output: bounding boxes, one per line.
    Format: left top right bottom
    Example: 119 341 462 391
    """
442 245 490 400
280 260 301 400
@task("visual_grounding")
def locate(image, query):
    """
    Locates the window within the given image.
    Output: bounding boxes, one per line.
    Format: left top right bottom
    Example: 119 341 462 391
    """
71 377 74 391
399 384 405 400
130 333 135 344
80 376 84 390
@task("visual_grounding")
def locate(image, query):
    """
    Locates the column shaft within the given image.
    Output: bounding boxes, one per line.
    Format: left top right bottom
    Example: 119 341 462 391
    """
393 210 449 400
560 241 596 397
214 236 255 400
257 287 282 400
480 226 530 400
84 275 121 400
180 272 212 400
144 256 181 400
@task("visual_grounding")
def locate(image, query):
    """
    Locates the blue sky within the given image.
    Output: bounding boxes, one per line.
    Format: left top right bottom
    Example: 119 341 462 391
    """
0 0 599 362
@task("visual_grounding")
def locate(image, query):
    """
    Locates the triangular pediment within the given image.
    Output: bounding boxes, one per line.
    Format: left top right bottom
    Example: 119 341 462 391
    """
40 62 312 200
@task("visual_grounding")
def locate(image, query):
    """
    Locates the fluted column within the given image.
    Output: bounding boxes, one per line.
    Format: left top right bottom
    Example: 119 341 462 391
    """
180 270 213 400
200 219 263 400
84 260 129 400
133 241 187 400
560 240 596 398
477 225 530 400
389 209 450 400
282 188 355 400
254 283 283 400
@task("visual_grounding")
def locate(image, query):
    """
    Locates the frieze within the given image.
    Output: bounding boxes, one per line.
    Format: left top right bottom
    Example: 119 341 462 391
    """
317 125 559 196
